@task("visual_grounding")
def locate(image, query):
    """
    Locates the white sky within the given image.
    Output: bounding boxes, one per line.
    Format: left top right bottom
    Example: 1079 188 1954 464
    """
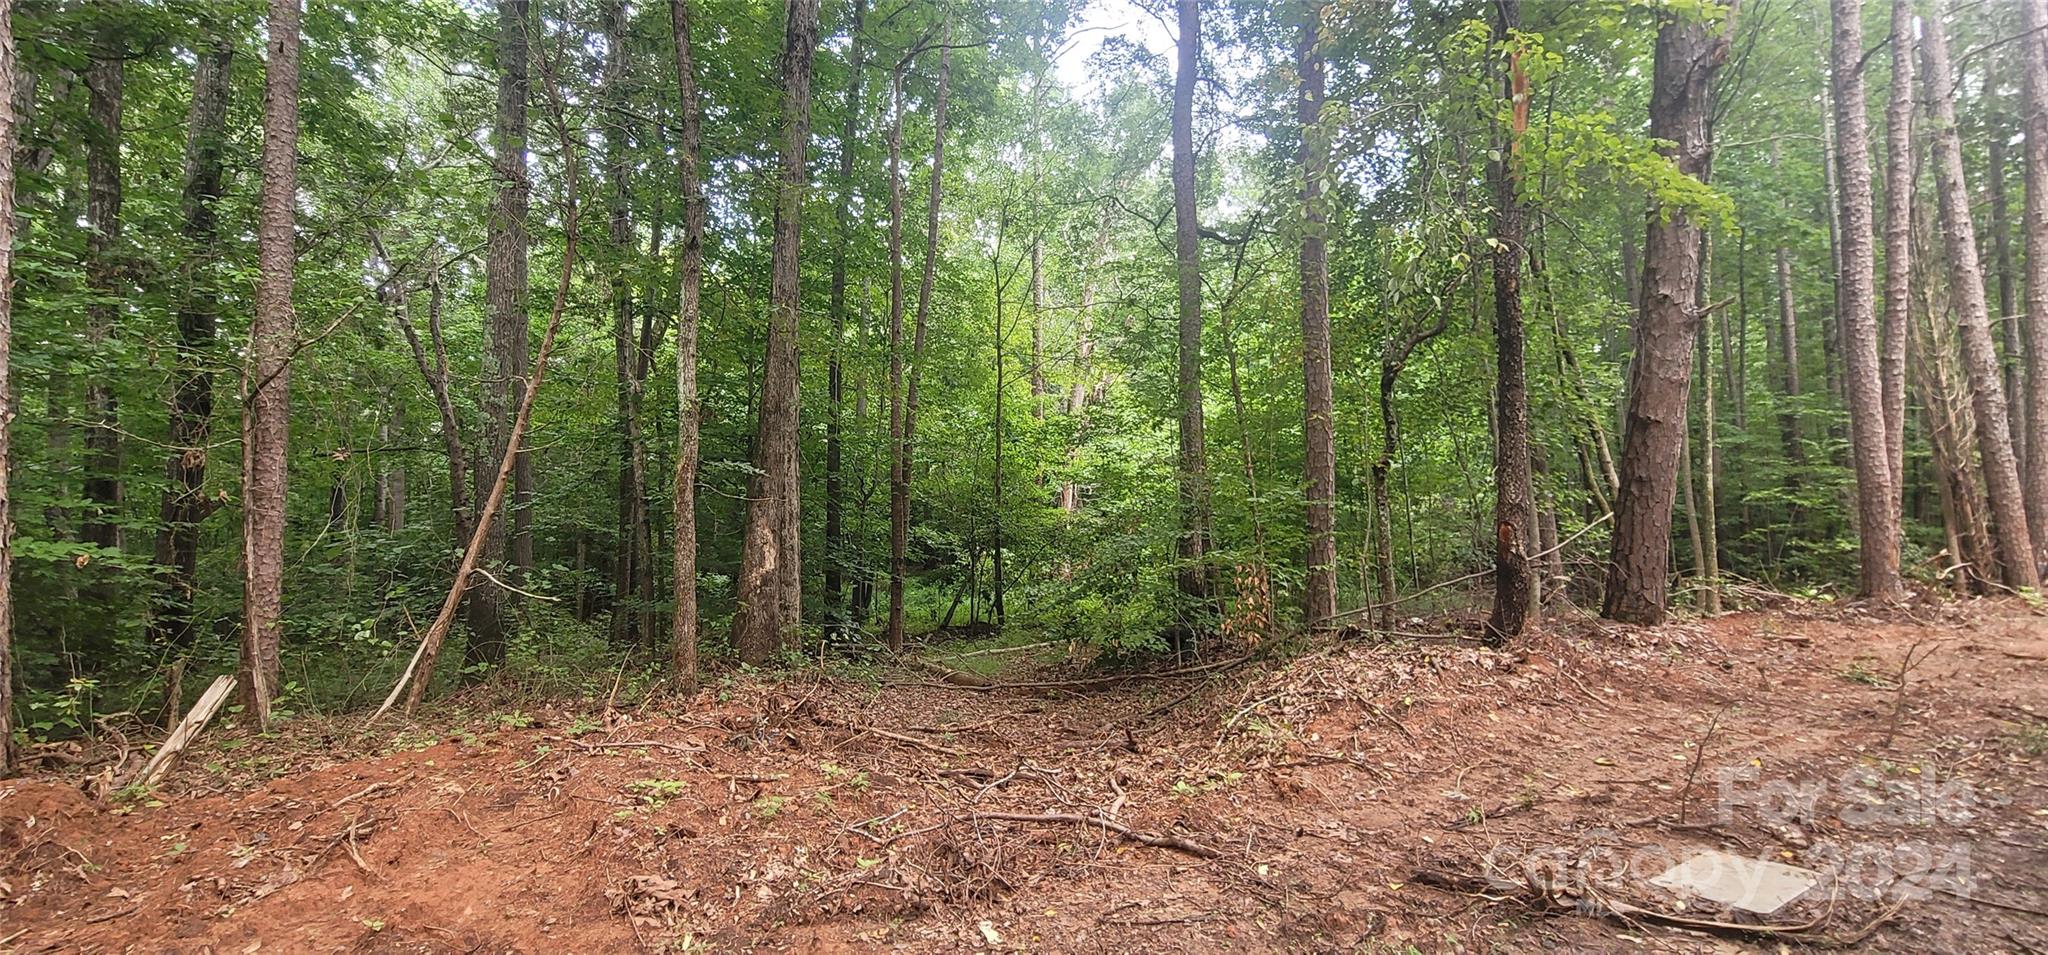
1052 0 1177 101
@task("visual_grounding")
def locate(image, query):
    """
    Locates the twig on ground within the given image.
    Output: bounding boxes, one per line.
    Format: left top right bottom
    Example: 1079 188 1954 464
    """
967 811 1220 859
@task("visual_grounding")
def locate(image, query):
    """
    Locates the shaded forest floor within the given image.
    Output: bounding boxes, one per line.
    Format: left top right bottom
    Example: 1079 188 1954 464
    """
4 598 2047 953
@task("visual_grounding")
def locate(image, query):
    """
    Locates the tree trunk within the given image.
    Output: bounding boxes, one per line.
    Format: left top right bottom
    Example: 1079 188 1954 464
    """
0 0 18 772
1881 0 1913 522
602 0 647 650
152 37 231 664
1920 0 2040 589
82 22 123 557
1912 210 1994 594
393 269 471 544
671 0 705 690
241 0 302 726
1487 0 1534 643
466 0 530 672
1298 0 1337 629
2019 0 2048 565
1603 5 1729 625
824 0 866 640
1990 83 2025 469
1824 0 1905 599
1171 0 1213 626
1695 234 1721 613
1774 245 1806 468
732 0 822 662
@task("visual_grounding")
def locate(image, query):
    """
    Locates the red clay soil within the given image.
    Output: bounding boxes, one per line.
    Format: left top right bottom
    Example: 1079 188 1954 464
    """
3 599 2046 953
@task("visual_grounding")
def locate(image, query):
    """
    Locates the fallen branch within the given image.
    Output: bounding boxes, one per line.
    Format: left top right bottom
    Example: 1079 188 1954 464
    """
968 811 1220 859
1319 512 1613 625
126 675 236 790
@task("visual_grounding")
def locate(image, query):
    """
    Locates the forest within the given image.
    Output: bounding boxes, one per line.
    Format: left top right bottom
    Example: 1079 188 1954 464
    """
0 0 2046 950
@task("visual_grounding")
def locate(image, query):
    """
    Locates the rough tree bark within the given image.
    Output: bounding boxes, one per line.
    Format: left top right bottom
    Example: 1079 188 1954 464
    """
824 0 866 639
1172 0 1214 626
241 0 302 726
1298 0 1336 629
1880 0 1913 523
671 0 705 690
732 0 822 663
2020 0 2048 564
1602 3 1730 624
1823 0 1904 600
465 0 530 672
0 0 17 772
1989 79 2024 469
1920 0 2040 589
152 37 232 663
1488 0 1535 643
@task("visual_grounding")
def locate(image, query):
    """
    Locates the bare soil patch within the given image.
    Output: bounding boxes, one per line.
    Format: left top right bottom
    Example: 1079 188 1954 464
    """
3 599 2045 952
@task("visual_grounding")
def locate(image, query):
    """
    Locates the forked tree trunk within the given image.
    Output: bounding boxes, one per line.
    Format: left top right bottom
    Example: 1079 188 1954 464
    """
241 0 302 726
1920 0 2040 589
671 0 705 690
152 38 232 666
733 0 822 662
1298 0 1337 628
1171 0 1214 625
1603 5 1731 625
1880 0 1913 520
1824 0 1903 600
1487 0 1534 643
2019 0 2048 563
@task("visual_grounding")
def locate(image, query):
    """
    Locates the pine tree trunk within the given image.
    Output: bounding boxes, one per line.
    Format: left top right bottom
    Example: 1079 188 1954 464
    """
1603 6 1730 625
671 0 705 690
241 0 302 727
0 0 19 772
602 0 646 650
1298 0 1336 629
1487 0 1533 643
2019 0 2048 564
1695 234 1721 613
733 0 821 662
1920 0 2040 589
1825 0 1904 599
823 0 866 640
466 0 529 672
1171 0 1213 627
152 38 231 665
885 63 910 652
1773 244 1806 469
1880 0 1913 521
1989 83 2025 470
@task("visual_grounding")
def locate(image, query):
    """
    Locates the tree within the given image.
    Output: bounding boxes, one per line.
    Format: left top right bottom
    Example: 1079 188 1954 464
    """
732 0 822 663
2020 0 2048 559
464 0 530 673
670 0 705 690
0 0 17 772
1297 0 1336 629
152 35 232 679
1487 0 1534 643
825 0 867 638
1171 0 1214 629
1603 3 1731 625
1920 0 2039 589
82 8 123 559
242 0 303 727
1879 0 1912 521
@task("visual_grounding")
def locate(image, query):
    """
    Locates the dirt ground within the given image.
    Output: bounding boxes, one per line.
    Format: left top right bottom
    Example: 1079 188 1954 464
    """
3 597 2046 953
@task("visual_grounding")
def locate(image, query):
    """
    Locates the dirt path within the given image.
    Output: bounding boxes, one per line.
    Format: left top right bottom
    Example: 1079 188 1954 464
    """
3 600 2045 952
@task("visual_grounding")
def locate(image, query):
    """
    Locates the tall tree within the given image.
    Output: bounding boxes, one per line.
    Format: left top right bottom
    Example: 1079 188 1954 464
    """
151 36 232 672
671 0 704 690
732 0 822 662
464 0 530 673
242 0 303 726
824 0 867 638
82 9 123 557
2020 0 2048 559
604 0 651 649
1297 0 1336 629
0 0 17 773
1879 0 1912 521
1487 0 1534 642
1824 0 1902 600
1603 3 1730 624
1171 0 1213 625
1920 0 2039 589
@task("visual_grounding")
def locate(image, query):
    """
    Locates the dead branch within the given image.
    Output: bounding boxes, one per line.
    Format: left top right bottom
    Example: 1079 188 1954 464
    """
967 811 1220 859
